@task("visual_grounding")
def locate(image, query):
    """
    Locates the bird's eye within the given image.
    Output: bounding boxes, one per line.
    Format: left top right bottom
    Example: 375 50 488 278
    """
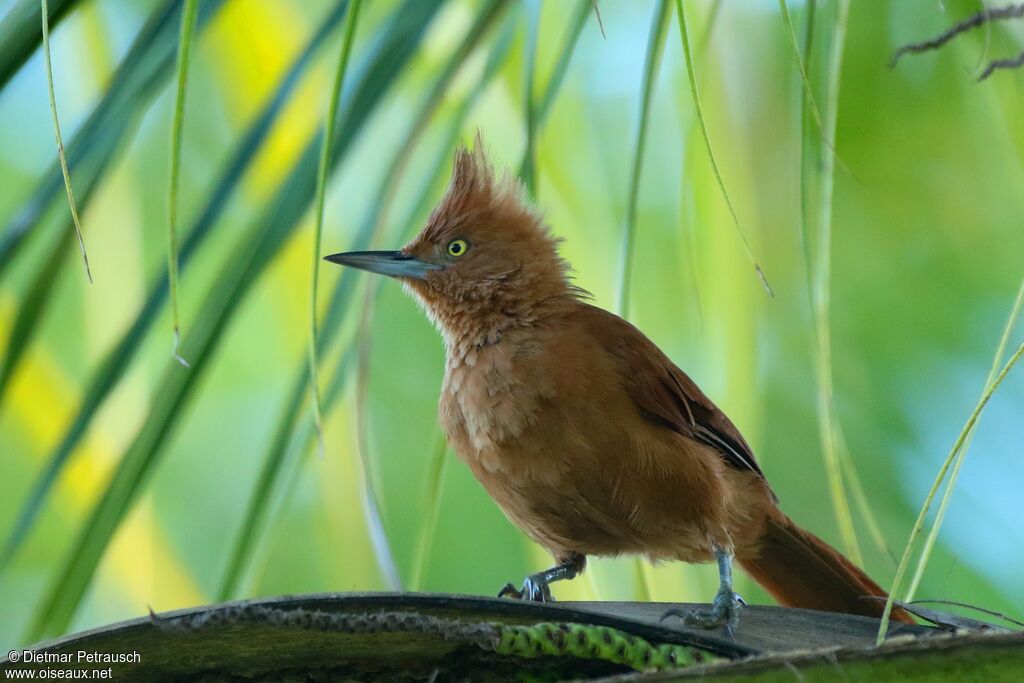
446 239 469 257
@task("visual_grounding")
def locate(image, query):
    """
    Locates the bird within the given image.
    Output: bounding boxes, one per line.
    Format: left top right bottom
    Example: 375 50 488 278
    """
325 140 913 634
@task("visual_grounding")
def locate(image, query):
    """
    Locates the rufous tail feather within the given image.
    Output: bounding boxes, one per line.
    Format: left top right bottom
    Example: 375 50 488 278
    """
739 509 914 624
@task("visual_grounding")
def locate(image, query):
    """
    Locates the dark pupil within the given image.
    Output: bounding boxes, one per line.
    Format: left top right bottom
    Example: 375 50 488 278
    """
451 242 461 254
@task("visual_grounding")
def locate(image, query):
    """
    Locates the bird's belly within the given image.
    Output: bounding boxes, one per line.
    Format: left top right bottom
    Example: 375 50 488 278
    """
461 429 726 564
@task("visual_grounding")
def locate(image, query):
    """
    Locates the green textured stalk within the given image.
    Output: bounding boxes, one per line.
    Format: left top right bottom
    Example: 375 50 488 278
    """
310 0 361 456
878 341 1024 644
674 0 772 297
167 0 198 364
905 274 1024 600
494 622 713 671
41 0 92 282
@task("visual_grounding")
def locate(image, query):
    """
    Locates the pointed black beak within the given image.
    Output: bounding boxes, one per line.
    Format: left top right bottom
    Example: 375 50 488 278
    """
323 250 441 280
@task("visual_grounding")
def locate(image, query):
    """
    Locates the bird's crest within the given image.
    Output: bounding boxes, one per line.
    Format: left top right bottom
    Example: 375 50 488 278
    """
418 135 540 246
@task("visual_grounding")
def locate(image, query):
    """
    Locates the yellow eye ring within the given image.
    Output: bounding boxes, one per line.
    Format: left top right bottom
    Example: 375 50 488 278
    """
446 239 469 257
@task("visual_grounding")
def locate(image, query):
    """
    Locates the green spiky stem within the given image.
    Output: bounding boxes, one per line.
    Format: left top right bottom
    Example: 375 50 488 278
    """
494 621 714 671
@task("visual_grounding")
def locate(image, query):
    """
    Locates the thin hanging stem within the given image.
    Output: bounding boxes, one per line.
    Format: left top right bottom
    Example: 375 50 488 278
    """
167 0 199 366
674 0 773 297
310 0 363 456
41 0 92 283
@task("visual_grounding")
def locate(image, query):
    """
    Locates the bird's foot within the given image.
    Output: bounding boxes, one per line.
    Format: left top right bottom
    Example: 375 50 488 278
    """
661 585 745 637
497 575 554 602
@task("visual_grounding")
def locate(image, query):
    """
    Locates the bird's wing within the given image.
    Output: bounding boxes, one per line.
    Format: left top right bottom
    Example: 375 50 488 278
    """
578 303 768 482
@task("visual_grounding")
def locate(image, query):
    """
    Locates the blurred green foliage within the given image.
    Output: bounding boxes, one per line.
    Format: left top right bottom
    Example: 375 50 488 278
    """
0 0 1021 648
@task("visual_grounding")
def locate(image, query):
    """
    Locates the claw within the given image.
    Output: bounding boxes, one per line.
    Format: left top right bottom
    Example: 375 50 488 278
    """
660 586 745 637
497 555 583 604
497 576 554 602
497 582 523 599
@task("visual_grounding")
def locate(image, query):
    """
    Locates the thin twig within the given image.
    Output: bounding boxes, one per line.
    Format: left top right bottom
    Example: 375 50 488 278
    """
979 48 1024 80
891 3 1024 66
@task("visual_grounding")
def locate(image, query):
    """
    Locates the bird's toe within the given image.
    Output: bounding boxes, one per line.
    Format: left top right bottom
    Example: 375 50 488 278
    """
497 582 524 600
660 587 743 636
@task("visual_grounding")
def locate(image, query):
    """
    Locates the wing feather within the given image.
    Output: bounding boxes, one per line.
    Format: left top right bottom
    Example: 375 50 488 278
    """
579 303 769 483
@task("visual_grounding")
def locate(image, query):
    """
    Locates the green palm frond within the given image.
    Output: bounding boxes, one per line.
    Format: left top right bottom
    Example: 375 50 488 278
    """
0 0 350 572
25 0 442 641
0 0 78 90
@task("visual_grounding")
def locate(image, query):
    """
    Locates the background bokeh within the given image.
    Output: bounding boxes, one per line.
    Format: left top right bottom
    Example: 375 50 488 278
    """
0 0 1021 648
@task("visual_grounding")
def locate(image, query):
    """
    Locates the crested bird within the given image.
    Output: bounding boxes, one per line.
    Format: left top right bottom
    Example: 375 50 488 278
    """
325 141 913 633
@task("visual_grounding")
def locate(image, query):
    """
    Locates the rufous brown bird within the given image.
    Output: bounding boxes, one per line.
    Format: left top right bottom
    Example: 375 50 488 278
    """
325 141 912 633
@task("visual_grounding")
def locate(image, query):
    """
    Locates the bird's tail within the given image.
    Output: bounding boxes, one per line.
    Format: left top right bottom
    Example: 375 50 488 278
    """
739 510 914 623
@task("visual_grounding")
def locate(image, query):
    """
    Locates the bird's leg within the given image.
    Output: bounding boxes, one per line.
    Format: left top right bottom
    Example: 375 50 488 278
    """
498 552 585 603
662 548 745 636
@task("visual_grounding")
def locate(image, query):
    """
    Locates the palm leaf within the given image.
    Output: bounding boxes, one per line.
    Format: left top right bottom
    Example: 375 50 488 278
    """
0 0 352 573
0 0 78 90
24 0 442 641
0 0 226 279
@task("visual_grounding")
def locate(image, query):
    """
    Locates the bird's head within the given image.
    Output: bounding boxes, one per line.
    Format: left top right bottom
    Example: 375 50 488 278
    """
326 140 578 346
